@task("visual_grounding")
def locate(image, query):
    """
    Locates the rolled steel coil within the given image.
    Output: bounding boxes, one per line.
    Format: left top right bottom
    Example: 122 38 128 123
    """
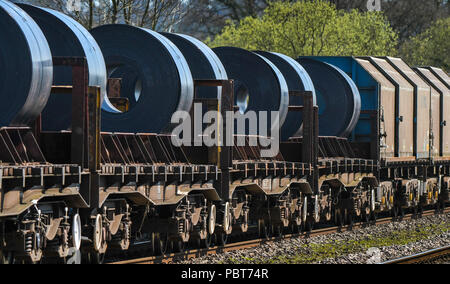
256 51 316 140
297 58 361 137
0 1 52 126
91 25 193 133
162 33 228 101
213 47 289 134
19 4 118 131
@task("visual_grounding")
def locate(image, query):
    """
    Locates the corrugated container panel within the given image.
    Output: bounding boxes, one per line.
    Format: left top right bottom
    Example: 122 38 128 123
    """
355 58 396 159
430 87 441 157
385 57 431 159
428 67 450 89
368 57 415 158
415 67 450 157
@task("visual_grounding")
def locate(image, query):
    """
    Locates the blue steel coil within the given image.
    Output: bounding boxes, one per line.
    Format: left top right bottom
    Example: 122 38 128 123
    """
91 24 194 133
255 51 316 140
19 4 118 131
213 47 289 135
0 1 52 127
297 58 361 137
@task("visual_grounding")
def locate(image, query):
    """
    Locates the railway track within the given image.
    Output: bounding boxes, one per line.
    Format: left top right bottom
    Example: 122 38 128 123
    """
109 208 450 264
382 245 450 264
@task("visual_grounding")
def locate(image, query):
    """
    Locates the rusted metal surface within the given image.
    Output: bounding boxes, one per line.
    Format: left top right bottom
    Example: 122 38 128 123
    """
367 57 414 158
289 136 356 159
301 91 315 164
385 57 431 159
318 137 356 158
87 86 101 209
108 98 129 113
232 135 284 162
191 80 234 201
100 133 190 165
106 78 128 112
0 127 46 164
34 57 90 168
107 78 122 98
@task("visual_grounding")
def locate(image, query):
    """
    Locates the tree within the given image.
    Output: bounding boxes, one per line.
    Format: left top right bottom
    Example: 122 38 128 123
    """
377 0 448 42
399 17 450 71
178 0 272 40
207 0 398 58
18 0 190 31
325 0 449 43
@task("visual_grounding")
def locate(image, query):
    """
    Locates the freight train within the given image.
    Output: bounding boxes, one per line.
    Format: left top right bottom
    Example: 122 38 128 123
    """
0 1 449 264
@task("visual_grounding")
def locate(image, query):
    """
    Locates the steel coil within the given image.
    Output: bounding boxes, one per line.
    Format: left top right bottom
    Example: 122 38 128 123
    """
298 58 361 137
91 25 193 133
256 51 316 140
162 33 228 101
19 4 117 131
0 1 52 126
213 47 289 134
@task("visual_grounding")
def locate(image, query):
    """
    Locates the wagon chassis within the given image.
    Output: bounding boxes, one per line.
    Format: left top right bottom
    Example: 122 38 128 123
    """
0 56 448 264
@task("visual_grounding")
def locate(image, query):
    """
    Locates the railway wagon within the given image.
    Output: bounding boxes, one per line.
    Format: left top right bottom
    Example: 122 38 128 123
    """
298 56 449 219
0 1 449 264
415 68 450 157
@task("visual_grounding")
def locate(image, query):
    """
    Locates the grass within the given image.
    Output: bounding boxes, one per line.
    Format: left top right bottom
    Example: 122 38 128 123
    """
222 222 450 264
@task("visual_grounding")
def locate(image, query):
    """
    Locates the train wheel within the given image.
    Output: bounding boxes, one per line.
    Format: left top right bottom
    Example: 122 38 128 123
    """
152 232 168 256
93 214 107 254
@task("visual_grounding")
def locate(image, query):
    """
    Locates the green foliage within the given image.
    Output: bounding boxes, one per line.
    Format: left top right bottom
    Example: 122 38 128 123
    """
399 17 450 72
206 0 398 57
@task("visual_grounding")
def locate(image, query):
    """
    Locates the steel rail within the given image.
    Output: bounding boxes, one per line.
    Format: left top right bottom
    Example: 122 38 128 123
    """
381 245 450 264
108 208 449 264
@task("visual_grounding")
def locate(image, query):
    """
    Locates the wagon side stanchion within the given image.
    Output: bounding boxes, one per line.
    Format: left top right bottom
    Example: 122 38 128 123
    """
86 86 101 210
32 57 101 208
192 79 234 202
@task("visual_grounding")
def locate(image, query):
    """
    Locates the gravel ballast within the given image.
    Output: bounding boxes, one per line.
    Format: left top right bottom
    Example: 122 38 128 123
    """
176 212 450 264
